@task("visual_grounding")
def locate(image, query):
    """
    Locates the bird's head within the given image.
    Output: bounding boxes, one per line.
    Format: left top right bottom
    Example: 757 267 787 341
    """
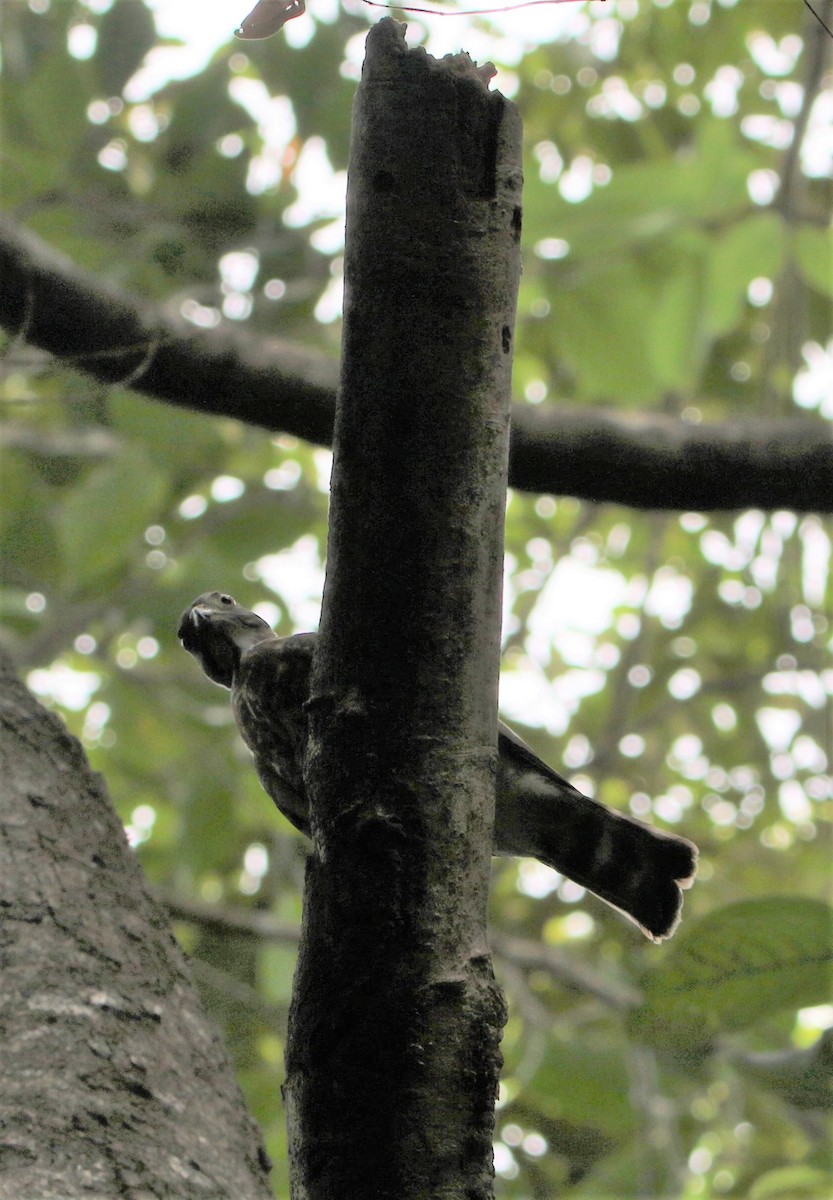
178 591 275 688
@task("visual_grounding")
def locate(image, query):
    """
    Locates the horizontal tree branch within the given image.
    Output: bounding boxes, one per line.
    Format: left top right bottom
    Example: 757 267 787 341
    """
507 406 832 511
1 216 830 512
0 216 339 443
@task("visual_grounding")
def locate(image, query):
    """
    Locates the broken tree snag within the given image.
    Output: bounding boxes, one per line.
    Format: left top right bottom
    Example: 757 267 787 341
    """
282 18 523 1200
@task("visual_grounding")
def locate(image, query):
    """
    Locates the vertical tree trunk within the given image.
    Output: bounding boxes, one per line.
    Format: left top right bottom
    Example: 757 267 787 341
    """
283 19 523 1199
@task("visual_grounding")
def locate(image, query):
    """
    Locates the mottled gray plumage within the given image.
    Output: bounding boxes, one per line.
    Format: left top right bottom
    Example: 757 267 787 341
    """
179 592 697 940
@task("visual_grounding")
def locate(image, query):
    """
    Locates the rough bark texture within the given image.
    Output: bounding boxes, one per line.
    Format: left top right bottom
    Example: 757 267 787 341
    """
0 648 273 1200
282 20 521 1199
1 216 830 514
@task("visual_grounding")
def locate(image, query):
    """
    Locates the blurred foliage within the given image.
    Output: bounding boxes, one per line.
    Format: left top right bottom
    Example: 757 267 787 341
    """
1 1 831 1197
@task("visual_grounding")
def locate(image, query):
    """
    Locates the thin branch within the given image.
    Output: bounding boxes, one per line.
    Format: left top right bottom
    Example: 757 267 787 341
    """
159 893 644 1011
362 0 596 16
0 423 121 458
188 957 289 1024
777 0 833 221
159 891 303 944
490 931 643 1011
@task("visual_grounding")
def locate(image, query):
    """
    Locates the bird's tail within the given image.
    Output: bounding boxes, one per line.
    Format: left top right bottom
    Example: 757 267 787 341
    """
495 771 697 942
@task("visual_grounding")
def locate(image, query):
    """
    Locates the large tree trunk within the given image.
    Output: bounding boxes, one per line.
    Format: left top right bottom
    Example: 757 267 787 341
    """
0 647 273 1200
282 20 522 1198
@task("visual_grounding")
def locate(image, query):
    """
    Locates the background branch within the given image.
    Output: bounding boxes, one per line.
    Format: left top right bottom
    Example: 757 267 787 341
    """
2 216 829 513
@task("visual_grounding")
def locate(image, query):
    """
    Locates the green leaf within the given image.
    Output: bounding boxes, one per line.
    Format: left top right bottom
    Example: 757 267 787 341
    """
109 392 228 478
0 16 90 163
733 1029 833 1111
260 944 299 1004
550 262 658 402
749 1166 833 1200
648 248 707 390
0 454 61 587
523 121 755 263
633 899 833 1054
56 446 169 588
705 213 785 336
520 1035 636 1136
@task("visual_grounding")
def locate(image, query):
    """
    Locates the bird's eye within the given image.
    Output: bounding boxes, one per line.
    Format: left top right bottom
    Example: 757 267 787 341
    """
220 594 235 606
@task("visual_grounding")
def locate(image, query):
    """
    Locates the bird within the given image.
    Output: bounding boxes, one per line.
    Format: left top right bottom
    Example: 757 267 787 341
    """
178 591 697 941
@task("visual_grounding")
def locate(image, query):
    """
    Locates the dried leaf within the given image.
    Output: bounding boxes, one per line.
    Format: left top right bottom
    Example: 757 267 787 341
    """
235 0 306 40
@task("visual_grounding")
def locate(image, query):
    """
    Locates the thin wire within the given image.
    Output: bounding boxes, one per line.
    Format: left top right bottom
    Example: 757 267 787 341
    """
803 0 833 40
363 0 833 37
362 0 596 18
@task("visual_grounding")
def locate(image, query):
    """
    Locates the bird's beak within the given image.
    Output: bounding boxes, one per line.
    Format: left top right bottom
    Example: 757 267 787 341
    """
178 602 215 645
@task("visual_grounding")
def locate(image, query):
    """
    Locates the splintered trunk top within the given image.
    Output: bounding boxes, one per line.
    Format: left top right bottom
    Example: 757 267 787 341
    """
283 18 523 1200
